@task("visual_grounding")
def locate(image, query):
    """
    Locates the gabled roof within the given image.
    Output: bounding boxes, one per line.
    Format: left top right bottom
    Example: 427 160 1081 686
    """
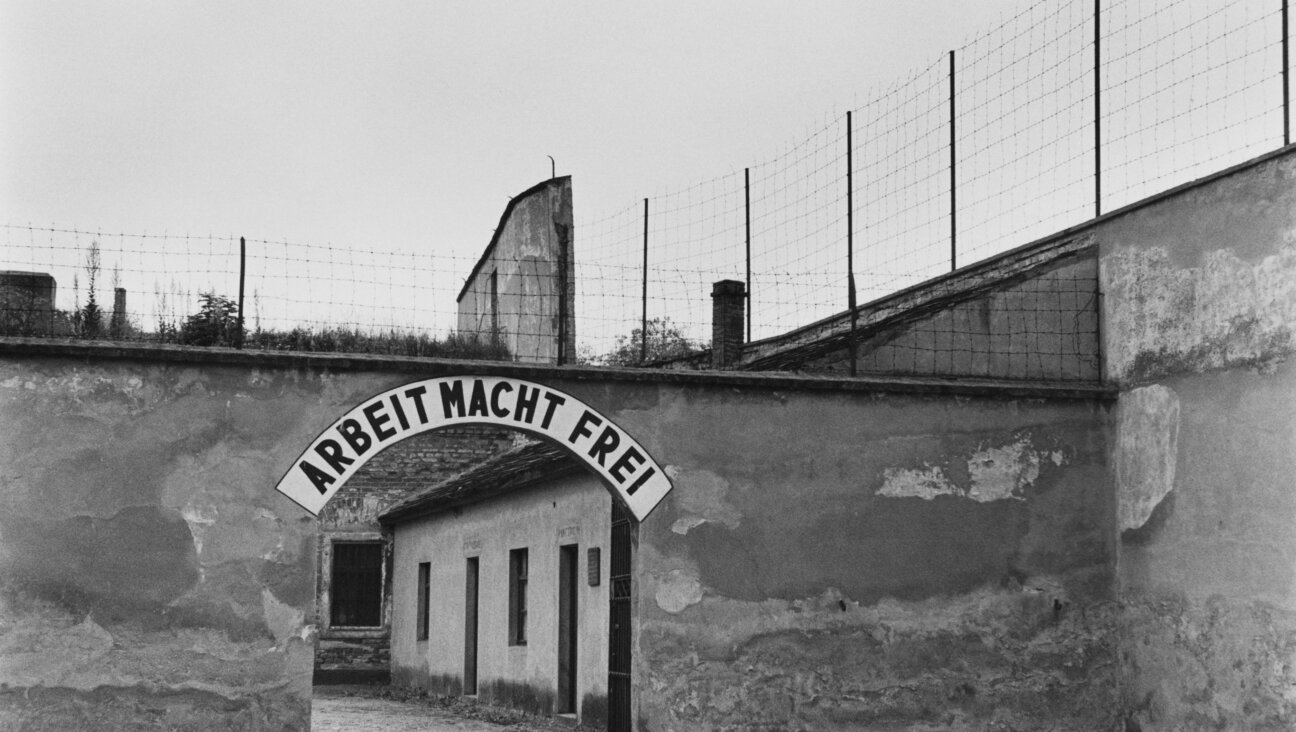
378 438 585 526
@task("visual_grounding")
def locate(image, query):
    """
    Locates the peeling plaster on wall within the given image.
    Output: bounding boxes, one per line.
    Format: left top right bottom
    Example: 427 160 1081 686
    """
1115 385 1180 532
1103 243 1296 383
968 437 1039 501
638 565 1119 730
664 465 742 535
655 569 704 614
0 359 321 728
877 436 1045 502
877 464 959 500
0 612 114 688
261 588 304 647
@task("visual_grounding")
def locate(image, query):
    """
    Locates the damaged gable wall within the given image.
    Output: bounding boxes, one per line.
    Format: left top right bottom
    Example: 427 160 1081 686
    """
457 176 575 365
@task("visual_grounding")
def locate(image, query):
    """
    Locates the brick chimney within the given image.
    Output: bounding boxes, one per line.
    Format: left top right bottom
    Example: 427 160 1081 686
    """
110 287 127 337
711 279 746 369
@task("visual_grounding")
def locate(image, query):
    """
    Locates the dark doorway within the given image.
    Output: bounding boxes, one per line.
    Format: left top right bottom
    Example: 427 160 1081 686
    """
608 501 632 732
558 544 578 713
464 556 479 695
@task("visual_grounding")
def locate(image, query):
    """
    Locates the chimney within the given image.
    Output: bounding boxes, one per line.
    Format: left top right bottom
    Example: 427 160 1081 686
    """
711 279 746 369
110 287 127 337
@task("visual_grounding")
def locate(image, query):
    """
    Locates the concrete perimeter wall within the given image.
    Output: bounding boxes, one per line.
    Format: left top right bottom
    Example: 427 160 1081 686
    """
1098 148 1296 729
0 359 324 730
628 383 1115 730
0 345 1114 730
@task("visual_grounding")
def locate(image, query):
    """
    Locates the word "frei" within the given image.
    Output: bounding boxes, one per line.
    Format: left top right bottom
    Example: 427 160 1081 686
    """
276 376 672 521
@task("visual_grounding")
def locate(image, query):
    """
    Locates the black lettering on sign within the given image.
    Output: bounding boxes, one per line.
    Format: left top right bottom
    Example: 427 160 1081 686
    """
588 426 620 467
315 439 354 473
609 446 645 484
568 410 602 445
363 400 396 441
389 394 411 431
299 460 336 494
515 384 539 424
405 386 430 424
440 380 466 419
540 391 567 430
467 379 489 417
626 466 656 496
337 418 372 456
490 382 513 418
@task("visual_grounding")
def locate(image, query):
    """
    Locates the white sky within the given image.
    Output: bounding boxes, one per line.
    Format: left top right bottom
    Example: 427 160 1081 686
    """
1 1 1284 350
2 1 1026 255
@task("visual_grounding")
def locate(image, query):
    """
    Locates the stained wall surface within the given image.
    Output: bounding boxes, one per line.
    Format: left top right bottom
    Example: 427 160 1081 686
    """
0 360 329 730
1098 150 1296 730
626 384 1115 731
0 348 1116 731
457 176 575 365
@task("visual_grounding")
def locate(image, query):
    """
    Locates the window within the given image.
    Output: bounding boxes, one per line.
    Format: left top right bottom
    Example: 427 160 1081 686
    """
330 542 383 627
416 562 430 641
489 269 499 341
508 548 528 645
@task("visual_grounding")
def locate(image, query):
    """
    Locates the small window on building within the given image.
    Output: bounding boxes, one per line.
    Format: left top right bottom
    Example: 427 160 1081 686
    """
416 561 430 641
330 542 383 627
508 548 528 645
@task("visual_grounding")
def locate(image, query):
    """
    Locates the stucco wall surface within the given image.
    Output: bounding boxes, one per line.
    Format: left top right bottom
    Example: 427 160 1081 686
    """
0 359 336 730
1100 151 1296 730
457 177 575 365
389 472 611 728
619 384 1115 731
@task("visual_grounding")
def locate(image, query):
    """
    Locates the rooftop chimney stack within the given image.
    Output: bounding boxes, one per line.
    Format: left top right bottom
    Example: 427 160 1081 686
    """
711 279 746 369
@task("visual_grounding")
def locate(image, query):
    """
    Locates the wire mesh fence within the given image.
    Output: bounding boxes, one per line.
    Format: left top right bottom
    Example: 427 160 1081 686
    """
2 0 1289 371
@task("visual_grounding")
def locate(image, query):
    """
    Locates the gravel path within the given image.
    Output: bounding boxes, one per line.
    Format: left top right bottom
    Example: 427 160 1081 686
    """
312 694 507 732
312 686 571 732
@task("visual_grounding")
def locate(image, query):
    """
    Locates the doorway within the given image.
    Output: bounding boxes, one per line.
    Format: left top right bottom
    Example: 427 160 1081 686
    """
558 543 578 714
464 556 479 695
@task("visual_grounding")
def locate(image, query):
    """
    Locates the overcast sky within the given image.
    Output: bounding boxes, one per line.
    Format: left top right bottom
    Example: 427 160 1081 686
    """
2 1 1027 258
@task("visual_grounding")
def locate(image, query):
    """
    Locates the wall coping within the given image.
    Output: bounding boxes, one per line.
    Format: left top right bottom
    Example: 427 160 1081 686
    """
0 337 1114 400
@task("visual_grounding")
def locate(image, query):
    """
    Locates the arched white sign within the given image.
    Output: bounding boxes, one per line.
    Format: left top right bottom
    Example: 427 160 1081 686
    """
276 376 672 522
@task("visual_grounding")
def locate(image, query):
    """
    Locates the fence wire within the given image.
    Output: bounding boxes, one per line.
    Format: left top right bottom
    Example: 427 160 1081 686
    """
3 0 1290 369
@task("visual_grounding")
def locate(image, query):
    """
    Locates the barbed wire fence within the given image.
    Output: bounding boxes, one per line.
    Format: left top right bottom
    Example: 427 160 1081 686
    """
2 0 1290 370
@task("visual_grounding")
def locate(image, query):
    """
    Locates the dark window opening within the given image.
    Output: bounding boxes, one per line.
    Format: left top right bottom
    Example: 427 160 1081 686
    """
489 269 500 342
416 561 430 641
330 541 383 627
508 547 528 645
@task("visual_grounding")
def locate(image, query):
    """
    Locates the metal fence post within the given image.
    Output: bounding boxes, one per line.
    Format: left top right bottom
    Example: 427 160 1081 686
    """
1285 0 1291 145
641 198 648 365
949 50 957 271
236 236 246 349
745 167 752 344
1095 0 1103 217
847 111 858 377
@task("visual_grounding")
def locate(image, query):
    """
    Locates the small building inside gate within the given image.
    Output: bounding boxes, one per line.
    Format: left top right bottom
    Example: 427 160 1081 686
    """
380 440 618 729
